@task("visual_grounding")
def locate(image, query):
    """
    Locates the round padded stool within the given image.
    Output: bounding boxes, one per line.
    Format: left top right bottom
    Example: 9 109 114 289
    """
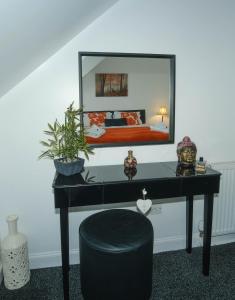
79 209 153 300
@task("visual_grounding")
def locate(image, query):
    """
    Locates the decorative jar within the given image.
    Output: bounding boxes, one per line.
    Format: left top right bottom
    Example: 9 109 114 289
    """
1 215 30 289
124 150 137 169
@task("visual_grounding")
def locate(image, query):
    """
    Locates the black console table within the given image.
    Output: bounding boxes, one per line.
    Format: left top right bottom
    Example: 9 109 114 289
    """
53 161 221 300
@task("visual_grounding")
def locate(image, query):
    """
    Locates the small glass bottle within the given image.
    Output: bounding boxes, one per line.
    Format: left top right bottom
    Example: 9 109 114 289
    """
124 150 137 169
195 157 206 174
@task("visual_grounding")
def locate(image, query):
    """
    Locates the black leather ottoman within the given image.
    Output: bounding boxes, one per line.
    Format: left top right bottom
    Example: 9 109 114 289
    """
79 209 153 300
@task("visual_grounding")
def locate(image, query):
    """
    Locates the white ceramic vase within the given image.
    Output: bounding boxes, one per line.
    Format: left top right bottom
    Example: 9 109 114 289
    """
1 215 30 289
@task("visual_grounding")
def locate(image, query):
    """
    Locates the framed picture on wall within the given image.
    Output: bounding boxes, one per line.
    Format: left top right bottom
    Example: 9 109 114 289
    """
95 73 128 97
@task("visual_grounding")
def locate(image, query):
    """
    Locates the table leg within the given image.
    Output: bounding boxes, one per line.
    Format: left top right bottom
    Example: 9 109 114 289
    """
186 195 193 253
203 194 214 276
60 207 70 299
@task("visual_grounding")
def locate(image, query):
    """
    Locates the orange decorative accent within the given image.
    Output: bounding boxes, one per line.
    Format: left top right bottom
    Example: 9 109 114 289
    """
120 112 141 125
88 112 106 126
86 126 169 144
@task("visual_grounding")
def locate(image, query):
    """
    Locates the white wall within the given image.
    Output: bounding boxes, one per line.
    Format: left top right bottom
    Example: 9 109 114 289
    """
0 0 235 269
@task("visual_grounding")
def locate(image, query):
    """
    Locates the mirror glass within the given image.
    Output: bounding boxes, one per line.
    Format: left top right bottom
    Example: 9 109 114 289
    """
79 52 175 148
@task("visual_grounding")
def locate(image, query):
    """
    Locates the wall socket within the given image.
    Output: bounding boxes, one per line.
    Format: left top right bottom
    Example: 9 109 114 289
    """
150 205 162 215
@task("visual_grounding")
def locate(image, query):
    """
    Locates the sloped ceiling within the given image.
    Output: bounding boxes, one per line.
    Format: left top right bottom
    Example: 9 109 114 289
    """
0 0 119 99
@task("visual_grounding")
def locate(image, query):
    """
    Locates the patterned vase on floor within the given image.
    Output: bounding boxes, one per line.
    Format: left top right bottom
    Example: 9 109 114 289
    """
1 215 30 289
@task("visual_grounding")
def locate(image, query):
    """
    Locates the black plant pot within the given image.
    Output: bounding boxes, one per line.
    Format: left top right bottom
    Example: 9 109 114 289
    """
54 158 85 176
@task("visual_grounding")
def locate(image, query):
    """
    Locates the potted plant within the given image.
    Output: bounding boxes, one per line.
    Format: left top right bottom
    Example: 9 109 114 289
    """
39 102 94 176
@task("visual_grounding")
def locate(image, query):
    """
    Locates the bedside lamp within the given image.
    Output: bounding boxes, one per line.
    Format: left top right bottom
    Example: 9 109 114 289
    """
158 106 168 122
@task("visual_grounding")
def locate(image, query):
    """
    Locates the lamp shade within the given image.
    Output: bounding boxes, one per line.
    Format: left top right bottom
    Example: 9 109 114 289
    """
157 106 168 122
159 107 167 115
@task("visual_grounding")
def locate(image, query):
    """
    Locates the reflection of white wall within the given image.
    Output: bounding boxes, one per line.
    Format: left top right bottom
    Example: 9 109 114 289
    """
83 57 170 125
82 56 105 77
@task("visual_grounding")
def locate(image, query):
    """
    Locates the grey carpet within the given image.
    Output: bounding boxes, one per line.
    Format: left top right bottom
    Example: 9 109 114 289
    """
0 242 235 299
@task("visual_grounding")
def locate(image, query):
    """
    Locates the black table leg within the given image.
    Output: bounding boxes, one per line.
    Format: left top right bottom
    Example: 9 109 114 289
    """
186 195 193 253
60 207 70 299
203 194 214 276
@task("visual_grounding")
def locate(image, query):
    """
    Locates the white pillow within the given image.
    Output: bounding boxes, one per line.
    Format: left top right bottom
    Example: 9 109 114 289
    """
83 113 90 127
113 111 121 119
106 112 113 119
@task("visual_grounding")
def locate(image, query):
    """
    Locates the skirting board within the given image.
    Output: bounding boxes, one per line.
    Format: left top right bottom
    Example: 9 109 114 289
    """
29 233 235 270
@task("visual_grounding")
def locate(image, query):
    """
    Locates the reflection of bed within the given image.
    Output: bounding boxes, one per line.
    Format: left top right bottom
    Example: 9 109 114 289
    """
84 109 169 145
86 126 169 144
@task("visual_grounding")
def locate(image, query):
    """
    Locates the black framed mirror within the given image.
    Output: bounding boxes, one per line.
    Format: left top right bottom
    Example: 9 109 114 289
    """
79 52 175 148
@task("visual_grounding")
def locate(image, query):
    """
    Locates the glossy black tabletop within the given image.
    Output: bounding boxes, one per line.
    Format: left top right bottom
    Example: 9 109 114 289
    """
53 161 221 189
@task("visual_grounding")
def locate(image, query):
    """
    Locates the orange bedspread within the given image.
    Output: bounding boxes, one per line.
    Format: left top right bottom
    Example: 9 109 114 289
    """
85 126 169 144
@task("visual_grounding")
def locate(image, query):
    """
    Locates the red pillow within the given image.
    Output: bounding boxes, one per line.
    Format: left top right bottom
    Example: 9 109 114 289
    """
88 112 106 126
120 112 142 125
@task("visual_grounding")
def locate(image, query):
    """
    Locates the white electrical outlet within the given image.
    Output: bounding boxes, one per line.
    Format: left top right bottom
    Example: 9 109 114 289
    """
150 205 162 215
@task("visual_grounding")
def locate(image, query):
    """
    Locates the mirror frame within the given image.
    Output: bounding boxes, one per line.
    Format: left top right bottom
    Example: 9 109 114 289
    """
79 51 176 148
